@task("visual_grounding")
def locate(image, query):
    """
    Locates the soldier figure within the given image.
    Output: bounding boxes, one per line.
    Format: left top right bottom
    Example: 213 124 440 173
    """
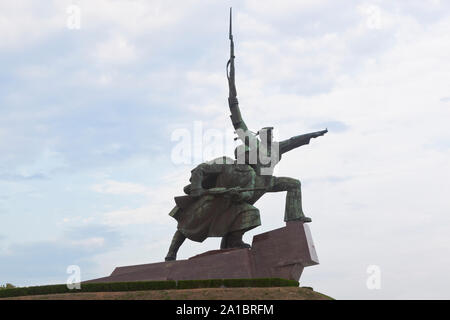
165 156 262 261
164 9 327 261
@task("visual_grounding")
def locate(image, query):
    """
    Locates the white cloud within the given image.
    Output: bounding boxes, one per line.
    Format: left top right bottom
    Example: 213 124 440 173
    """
93 35 137 64
79 0 191 35
92 174 186 227
358 4 383 30
15 149 68 178
91 180 152 195
102 204 166 226
244 0 329 17
71 237 105 248
0 1 63 50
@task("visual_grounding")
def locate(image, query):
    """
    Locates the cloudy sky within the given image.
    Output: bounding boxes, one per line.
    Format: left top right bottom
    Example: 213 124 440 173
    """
1 0 449 299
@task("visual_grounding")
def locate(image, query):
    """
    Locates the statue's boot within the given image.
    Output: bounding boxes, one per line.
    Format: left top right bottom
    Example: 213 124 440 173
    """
220 230 250 249
165 230 186 261
220 234 228 249
285 188 312 223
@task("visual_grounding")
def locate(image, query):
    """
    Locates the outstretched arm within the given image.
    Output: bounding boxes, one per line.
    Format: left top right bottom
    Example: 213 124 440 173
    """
279 129 328 155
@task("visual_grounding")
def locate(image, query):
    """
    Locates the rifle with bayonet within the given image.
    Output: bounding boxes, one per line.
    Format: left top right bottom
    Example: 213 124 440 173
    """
227 7 249 133
174 187 267 209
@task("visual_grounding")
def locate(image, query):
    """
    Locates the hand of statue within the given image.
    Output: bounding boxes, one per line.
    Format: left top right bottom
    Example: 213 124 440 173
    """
313 128 328 138
231 188 251 202
225 187 241 201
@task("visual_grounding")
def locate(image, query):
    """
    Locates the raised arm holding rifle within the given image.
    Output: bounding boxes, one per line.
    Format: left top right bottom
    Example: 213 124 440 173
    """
226 7 327 223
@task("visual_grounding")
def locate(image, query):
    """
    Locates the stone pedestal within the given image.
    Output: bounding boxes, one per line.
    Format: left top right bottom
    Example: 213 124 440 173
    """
85 221 318 283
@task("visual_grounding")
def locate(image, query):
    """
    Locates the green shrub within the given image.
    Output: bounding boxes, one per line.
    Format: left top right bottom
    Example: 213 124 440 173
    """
109 282 130 292
269 278 299 287
209 279 224 288
222 278 298 288
0 284 70 298
223 278 251 288
0 288 23 298
135 280 176 290
81 282 109 293
0 278 296 298
79 280 176 293
178 279 223 289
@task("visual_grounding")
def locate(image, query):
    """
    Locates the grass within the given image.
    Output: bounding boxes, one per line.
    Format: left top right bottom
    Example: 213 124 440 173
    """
2 287 333 300
0 278 299 299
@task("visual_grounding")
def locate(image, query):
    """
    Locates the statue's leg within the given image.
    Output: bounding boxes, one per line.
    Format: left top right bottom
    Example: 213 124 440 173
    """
220 235 228 249
221 230 250 249
165 230 186 261
269 177 311 223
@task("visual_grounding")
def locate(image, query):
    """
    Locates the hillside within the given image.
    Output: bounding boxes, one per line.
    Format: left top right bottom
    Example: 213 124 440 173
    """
2 287 333 300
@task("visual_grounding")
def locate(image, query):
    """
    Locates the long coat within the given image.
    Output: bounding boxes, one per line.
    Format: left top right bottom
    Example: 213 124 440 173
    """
169 162 261 242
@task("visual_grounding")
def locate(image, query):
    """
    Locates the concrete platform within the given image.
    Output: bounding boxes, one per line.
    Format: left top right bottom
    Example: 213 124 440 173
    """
85 221 319 283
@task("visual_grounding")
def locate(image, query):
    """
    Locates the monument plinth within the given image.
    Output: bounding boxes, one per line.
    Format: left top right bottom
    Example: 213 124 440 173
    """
85 221 318 284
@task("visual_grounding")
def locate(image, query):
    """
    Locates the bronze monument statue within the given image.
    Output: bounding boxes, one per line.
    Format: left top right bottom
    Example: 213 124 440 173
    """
165 8 327 261
85 9 325 284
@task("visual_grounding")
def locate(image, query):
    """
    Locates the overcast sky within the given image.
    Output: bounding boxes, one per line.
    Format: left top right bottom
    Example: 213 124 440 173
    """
1 0 450 299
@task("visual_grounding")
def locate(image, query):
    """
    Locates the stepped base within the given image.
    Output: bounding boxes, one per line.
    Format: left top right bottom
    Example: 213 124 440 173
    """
85 221 318 283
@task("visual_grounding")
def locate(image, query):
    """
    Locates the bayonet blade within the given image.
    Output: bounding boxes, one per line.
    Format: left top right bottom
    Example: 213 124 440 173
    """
229 7 233 40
